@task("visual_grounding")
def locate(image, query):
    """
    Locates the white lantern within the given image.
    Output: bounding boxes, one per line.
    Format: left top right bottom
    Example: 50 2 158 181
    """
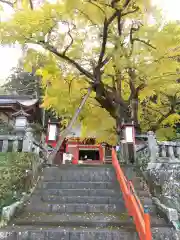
123 124 135 143
48 124 57 141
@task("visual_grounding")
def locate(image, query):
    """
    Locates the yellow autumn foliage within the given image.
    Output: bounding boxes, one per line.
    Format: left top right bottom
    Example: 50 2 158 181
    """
0 0 180 142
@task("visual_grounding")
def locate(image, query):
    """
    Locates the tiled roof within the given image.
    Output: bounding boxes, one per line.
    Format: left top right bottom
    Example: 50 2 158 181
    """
0 95 36 105
0 95 32 100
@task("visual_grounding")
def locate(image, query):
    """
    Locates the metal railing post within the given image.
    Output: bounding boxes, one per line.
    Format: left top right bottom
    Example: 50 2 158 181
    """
144 205 152 240
112 148 152 240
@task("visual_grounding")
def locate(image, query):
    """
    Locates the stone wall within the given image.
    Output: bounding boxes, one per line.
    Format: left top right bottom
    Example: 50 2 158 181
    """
136 132 180 228
136 144 150 169
0 128 41 155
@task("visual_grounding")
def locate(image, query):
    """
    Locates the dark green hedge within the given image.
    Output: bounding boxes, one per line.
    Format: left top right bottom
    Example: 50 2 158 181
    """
0 152 39 213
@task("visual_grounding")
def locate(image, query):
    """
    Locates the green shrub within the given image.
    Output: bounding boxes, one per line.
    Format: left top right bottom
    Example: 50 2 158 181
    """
0 152 39 213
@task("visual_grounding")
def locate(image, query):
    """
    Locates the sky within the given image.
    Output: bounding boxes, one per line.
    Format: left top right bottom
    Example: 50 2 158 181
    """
0 0 180 84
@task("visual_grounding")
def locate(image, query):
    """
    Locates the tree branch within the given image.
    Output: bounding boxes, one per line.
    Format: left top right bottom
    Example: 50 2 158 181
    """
98 11 118 67
106 74 116 90
78 9 97 25
0 0 15 7
29 0 34 10
89 0 106 15
117 11 123 36
132 38 156 49
136 83 146 93
127 68 137 102
95 95 116 119
122 6 139 17
123 0 131 8
45 22 57 42
63 22 75 56
106 88 128 109
38 41 94 81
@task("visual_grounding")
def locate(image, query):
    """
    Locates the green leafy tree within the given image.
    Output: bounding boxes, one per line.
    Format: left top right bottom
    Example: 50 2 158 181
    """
0 0 180 143
3 67 42 97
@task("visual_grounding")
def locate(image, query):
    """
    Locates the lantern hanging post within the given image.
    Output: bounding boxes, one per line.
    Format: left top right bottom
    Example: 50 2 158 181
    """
120 122 136 166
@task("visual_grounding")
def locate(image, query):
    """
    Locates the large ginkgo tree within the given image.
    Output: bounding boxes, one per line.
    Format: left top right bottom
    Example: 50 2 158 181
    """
0 0 180 144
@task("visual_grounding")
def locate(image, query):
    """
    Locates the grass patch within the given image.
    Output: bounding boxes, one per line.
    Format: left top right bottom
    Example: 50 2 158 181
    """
0 152 39 214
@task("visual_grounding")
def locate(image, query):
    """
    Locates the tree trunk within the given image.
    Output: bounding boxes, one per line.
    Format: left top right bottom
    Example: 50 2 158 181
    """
48 88 92 164
131 98 141 134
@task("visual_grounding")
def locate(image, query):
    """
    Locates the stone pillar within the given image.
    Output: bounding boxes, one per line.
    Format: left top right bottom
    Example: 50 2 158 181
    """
161 145 167 157
13 140 19 152
176 146 180 160
147 131 159 169
22 128 33 152
2 140 8 152
168 145 175 161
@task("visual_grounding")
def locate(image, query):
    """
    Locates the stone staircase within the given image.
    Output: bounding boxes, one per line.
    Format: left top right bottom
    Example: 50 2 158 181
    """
0 165 176 239
105 156 112 164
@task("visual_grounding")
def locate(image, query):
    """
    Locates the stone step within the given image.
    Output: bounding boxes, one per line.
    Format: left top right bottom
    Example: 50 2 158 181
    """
25 201 126 214
41 195 123 205
1 226 176 240
13 212 167 228
42 181 118 190
43 167 116 182
36 188 122 197
105 157 112 164
0 226 138 240
43 165 115 172
13 212 131 228
26 199 158 216
38 191 153 209
43 175 117 182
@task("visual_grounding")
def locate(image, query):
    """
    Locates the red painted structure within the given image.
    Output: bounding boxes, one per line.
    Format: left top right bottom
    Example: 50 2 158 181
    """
45 120 104 164
66 138 104 164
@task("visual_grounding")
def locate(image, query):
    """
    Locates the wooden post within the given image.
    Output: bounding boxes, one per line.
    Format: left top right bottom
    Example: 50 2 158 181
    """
99 145 104 163
72 147 79 164
144 206 152 240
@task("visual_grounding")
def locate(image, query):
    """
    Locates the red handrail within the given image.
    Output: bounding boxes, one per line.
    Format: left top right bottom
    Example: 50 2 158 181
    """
112 148 152 240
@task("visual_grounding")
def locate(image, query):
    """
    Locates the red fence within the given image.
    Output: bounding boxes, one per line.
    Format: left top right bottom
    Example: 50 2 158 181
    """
112 148 152 240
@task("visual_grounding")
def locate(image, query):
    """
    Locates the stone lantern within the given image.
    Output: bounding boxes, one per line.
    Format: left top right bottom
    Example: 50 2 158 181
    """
12 110 33 151
12 110 30 134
